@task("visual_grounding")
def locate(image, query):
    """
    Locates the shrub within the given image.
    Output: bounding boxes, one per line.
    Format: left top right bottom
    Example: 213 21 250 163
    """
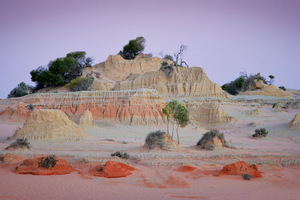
39 155 58 169
222 72 268 95
145 130 167 150
163 54 174 61
221 76 245 95
205 144 215 151
30 51 93 88
279 86 286 91
111 151 130 159
160 61 174 77
8 82 34 98
119 36 146 60
243 174 252 180
196 130 228 149
65 77 94 91
241 73 267 92
5 138 31 150
253 128 268 137
26 104 34 111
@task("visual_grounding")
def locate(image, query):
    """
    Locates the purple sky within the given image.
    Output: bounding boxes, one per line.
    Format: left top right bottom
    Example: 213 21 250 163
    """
1 0 299 99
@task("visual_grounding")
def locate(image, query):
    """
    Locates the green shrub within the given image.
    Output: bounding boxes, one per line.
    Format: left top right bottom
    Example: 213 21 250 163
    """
196 130 229 149
39 155 58 169
253 128 268 137
30 51 93 88
65 77 94 91
243 174 252 180
145 130 167 150
5 138 31 150
8 82 34 98
241 73 267 92
119 36 146 60
222 72 268 95
160 61 174 77
221 76 245 95
111 151 130 159
163 54 174 61
279 86 286 91
26 104 34 111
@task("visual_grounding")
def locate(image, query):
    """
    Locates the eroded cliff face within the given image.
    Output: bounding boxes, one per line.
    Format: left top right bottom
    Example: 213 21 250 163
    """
88 55 167 82
187 101 235 125
0 89 166 126
113 67 227 100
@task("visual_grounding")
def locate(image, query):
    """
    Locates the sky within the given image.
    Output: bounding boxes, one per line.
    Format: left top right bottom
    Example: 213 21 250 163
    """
0 0 299 99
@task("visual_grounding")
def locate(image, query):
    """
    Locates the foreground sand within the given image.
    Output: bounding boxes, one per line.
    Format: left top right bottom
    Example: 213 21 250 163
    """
1 102 300 200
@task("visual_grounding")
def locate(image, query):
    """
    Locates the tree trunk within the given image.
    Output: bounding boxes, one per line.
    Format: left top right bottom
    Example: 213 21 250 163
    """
176 124 180 144
166 119 169 135
171 118 175 139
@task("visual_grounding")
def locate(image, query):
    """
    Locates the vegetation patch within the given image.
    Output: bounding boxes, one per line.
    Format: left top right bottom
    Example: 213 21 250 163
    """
118 36 146 60
65 77 94 91
160 61 174 77
145 130 167 150
221 72 273 95
196 130 232 150
39 155 58 169
5 138 31 150
111 151 130 159
8 82 34 98
253 128 268 137
243 173 252 180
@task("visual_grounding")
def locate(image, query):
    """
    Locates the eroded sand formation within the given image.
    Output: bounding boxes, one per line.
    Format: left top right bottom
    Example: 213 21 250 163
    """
0 54 299 200
10 109 88 141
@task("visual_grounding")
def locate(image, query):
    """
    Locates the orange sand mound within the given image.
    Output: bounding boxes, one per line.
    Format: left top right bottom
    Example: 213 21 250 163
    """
16 156 74 175
217 161 262 178
175 165 198 172
89 161 136 178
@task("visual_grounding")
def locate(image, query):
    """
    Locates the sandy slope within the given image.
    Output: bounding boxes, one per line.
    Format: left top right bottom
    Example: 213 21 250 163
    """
0 100 300 200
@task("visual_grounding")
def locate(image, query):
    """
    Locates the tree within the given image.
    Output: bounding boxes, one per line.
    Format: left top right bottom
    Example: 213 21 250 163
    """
30 51 93 88
162 100 189 144
268 75 274 85
8 82 33 98
174 104 189 144
119 36 146 60
174 44 188 67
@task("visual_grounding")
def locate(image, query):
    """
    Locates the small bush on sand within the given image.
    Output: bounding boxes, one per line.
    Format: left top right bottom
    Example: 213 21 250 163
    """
145 130 167 150
5 138 31 150
278 86 286 91
65 77 94 91
253 128 268 137
160 61 174 77
196 130 232 149
243 173 252 180
39 155 58 169
205 144 215 151
111 151 130 159
26 104 34 111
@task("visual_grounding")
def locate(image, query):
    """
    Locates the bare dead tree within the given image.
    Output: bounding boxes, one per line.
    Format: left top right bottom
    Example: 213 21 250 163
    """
174 45 187 67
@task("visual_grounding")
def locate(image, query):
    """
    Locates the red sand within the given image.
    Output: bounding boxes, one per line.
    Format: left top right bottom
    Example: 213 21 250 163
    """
1 164 300 200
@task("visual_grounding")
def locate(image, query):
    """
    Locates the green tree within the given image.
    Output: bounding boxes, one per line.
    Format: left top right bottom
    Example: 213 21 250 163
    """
119 36 146 60
8 82 33 98
174 104 189 144
268 75 274 85
30 51 93 88
162 100 189 144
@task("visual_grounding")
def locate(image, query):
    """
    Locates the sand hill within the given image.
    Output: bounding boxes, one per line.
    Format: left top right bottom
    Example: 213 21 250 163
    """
289 113 300 129
113 67 226 100
10 109 88 141
240 80 292 98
